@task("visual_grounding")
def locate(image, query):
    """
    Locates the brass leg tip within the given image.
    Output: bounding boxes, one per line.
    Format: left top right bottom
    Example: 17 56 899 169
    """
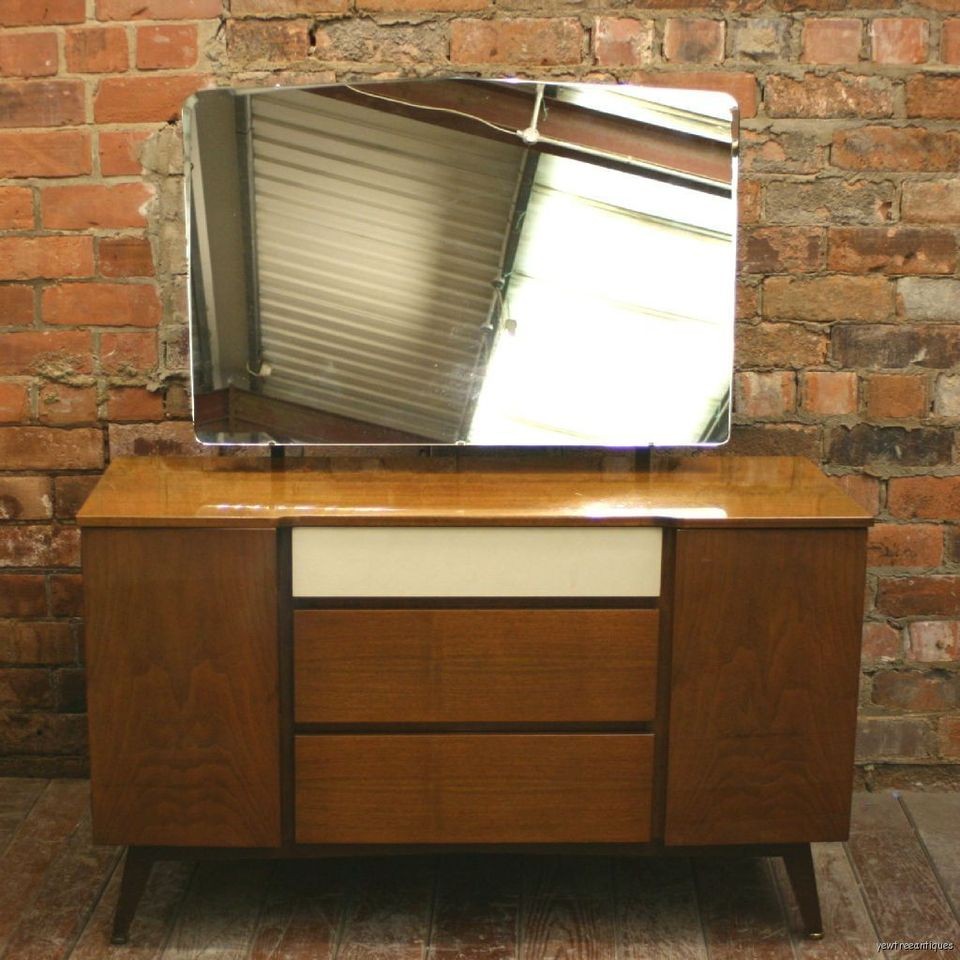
807 931 824 940
111 934 128 945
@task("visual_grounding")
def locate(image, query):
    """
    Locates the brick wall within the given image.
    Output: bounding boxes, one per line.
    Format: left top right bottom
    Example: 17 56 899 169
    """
0 0 958 778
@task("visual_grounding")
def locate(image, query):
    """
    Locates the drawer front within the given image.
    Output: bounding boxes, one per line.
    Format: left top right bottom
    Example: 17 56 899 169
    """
294 608 658 724
295 734 654 844
291 527 662 597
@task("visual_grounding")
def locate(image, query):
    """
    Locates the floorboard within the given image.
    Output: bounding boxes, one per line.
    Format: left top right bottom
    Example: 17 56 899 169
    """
900 792 960 922
0 780 46 856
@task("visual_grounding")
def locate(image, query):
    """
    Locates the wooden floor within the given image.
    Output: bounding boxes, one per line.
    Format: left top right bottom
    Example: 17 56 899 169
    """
0 781 958 959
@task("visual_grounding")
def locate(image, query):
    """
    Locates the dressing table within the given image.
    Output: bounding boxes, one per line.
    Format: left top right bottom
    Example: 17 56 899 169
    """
78 453 870 943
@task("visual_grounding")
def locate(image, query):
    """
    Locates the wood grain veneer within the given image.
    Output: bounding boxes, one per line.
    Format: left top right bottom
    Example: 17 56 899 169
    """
664 527 867 846
293 608 658 724
76 456 872 529
294 734 654 844
83 528 281 847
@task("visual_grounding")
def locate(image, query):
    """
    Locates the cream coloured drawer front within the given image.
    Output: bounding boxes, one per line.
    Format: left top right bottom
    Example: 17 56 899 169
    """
291 526 662 597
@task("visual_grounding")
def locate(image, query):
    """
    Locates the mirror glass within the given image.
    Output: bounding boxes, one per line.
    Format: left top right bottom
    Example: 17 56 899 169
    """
185 78 738 446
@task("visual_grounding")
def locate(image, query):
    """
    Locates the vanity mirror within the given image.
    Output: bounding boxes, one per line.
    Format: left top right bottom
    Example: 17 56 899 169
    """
185 78 738 446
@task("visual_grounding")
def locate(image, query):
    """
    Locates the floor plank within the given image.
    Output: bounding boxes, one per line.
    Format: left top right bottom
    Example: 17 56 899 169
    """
336 857 436 960
69 859 195 959
0 810 121 960
0 779 46 855
770 844 879 959
615 858 706 960
0 780 90 955
248 859 349 960
159 860 274 960
693 857 794 960
428 855 521 960
520 856 616 960
847 792 960 959
900 792 960 921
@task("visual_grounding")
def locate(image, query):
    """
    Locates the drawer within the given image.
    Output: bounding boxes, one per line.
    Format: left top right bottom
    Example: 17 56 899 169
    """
294 608 658 724
291 527 662 597
295 733 654 844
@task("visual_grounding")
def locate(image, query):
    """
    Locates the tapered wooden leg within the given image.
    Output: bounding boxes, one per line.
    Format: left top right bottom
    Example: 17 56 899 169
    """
111 847 154 945
783 843 824 939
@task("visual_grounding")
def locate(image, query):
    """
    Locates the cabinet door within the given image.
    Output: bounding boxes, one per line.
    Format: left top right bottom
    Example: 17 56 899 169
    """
665 528 866 845
83 528 280 847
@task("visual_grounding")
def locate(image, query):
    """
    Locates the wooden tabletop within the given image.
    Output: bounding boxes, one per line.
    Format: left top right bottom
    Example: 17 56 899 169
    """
77 456 872 528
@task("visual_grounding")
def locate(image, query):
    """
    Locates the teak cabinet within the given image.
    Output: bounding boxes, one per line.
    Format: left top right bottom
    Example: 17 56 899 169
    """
78 455 871 943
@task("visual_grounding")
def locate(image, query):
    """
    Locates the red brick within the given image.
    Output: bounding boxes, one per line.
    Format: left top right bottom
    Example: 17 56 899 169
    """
0 0 84 25
450 19 583 65
908 621 960 662
53 476 97 521
0 427 101 469
0 237 93 280
828 227 956 275
0 80 85 129
232 0 349 9
99 330 157 375
869 523 942 568
0 286 33 325
862 621 900 661
872 18 928 64
0 574 46 616
800 370 857 415
663 18 725 63
37 383 97 424
856 717 933 762
0 477 52 519
0 380 28 422
41 183 153 230
763 275 893 322
64 27 128 74
722 423 821 459
872 669 958 712
0 130 91 178
137 24 198 70
736 282 758 319
736 322 828 368
98 130 150 177
877 576 960 617
0 667 56 709
593 18 654 67
107 386 164 421
43 282 161 328
917 0 960 9
97 0 221 17
0 620 75 664
734 371 796 418
742 127 825 174
888 476 960 520
108 420 204 456
837 473 880 515
906 75 960 118
630 70 758 118
226 19 311 62
0 330 92 376
49 572 82 615
940 717 960 758
739 179 761 224
94 74 208 123
0 32 58 78
801 18 861 63
902 180 960 223
833 125 960 172
832 324 960 371
0 187 32 229
942 19 960 62
740 226 824 273
99 237 154 278
765 73 893 118
866 374 927 419
0 522 82 566
358 0 483 10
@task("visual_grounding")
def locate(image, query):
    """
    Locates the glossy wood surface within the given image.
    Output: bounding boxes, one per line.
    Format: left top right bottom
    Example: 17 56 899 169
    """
83 528 281 848
294 734 654 844
77 456 871 528
664 528 866 846
293 608 658 724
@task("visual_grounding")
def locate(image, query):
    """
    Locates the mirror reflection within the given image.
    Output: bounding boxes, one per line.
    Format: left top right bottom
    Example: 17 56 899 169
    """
185 78 737 446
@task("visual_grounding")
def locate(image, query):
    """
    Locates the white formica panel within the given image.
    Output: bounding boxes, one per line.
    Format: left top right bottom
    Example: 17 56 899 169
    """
291 527 662 597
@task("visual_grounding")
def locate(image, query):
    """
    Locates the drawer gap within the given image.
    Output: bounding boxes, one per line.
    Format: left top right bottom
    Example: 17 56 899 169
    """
293 722 656 734
293 597 659 610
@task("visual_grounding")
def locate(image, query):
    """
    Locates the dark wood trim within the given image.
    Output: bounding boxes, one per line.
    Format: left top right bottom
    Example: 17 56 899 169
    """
110 847 155 945
277 526 295 850
651 527 677 843
292 722 655 734
291 596 659 610
783 844 825 939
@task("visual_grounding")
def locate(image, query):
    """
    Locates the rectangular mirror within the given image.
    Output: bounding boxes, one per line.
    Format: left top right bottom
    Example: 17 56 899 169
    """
185 78 738 447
